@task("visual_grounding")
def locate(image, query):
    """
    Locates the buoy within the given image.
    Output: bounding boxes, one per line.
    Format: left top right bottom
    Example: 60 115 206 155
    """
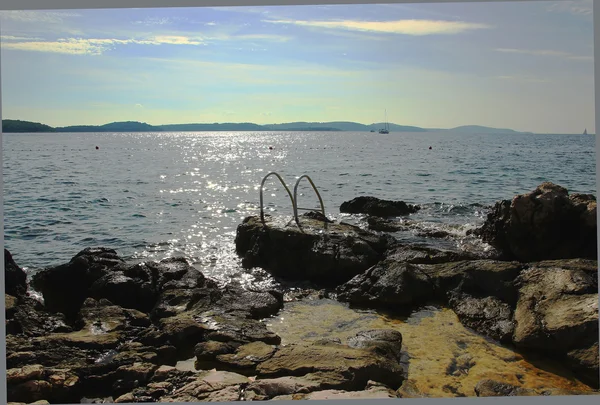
95 146 99 150
428 146 432 150
269 146 273 150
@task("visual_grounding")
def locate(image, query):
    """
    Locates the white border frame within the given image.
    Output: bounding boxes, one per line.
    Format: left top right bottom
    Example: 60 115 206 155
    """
1 1 598 405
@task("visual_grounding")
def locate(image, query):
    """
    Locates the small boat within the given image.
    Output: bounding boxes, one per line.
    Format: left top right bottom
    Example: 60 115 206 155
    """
370 130 375 132
583 128 588 135
379 109 390 134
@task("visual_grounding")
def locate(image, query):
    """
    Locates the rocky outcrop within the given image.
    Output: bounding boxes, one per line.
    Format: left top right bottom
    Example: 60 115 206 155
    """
5 249 285 403
511 259 599 387
473 182 597 262
235 214 394 286
340 196 420 217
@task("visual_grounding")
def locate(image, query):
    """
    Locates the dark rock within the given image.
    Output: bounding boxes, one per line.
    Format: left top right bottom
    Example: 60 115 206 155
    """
235 215 394 287
4 249 28 297
346 329 404 363
386 244 479 265
474 379 537 397
336 261 434 309
474 182 597 262
6 296 73 337
31 248 124 320
448 292 514 343
89 271 156 314
340 196 420 217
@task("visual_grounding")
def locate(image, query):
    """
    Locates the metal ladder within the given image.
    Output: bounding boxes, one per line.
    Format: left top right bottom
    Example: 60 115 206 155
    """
259 171 327 230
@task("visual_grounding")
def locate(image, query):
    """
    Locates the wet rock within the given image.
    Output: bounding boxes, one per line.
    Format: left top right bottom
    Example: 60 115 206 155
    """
4 249 28 297
159 370 248 402
212 341 277 375
235 215 394 286
512 260 599 386
474 379 538 397
346 329 404 363
301 385 399 400
255 332 405 391
38 298 150 351
89 270 156 314
6 365 81 404
31 248 124 320
6 296 73 337
336 261 434 310
340 196 420 217
386 244 479 265
448 292 515 343
474 182 597 262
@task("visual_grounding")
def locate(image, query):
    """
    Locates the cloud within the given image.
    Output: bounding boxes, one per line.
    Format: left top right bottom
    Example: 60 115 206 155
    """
495 48 592 61
1 35 205 55
0 10 80 23
133 17 183 26
547 0 592 16
135 103 144 108
263 18 491 36
1 35 44 41
494 75 550 83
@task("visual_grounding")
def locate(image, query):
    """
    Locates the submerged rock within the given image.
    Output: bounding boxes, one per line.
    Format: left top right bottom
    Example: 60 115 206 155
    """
474 182 597 262
340 196 420 217
235 215 394 286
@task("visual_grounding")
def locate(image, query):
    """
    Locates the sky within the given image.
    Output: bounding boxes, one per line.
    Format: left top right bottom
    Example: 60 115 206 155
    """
0 0 595 134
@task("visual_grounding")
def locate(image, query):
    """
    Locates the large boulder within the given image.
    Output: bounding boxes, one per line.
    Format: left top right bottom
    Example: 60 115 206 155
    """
31 248 124 320
235 215 394 287
340 196 420 217
512 259 599 387
474 182 597 262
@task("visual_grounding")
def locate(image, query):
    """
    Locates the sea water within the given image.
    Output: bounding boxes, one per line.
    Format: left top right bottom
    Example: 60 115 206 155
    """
2 131 596 287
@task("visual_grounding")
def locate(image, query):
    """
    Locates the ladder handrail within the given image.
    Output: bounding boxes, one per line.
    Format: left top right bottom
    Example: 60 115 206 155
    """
259 171 327 230
259 171 299 227
293 174 327 229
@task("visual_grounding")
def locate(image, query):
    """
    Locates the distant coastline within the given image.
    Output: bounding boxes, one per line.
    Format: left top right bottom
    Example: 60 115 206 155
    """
0 119 564 135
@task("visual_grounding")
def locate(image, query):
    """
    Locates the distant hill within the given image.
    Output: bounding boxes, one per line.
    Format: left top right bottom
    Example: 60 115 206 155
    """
2 119 535 134
440 125 534 135
2 119 56 133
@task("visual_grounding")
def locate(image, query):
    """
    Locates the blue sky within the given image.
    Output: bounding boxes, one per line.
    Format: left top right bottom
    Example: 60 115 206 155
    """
0 1 594 133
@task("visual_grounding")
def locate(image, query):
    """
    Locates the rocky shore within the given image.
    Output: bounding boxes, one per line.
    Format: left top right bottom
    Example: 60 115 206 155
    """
4 182 600 403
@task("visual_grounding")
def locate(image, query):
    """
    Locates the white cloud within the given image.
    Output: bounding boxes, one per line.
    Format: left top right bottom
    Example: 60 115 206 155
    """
0 35 44 41
547 0 592 16
135 103 144 108
495 48 592 61
0 10 80 24
1 35 205 55
263 18 491 36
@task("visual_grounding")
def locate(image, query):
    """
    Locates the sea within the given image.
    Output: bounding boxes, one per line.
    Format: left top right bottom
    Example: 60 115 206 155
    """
2 131 596 290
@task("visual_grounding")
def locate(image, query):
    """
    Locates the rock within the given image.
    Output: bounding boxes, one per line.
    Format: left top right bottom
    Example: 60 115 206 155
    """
4 249 28 297
244 376 324 400
336 261 434 310
448 292 515 343
31 248 124 320
6 365 80 404
474 182 597 262
194 341 238 370
346 329 404 363
211 341 276 375
6 296 73 337
302 386 399 400
255 332 405 391
340 196 420 217
89 270 156 313
235 215 394 286
512 260 599 387
385 244 479 265
474 379 537 397
160 370 248 402
39 298 150 350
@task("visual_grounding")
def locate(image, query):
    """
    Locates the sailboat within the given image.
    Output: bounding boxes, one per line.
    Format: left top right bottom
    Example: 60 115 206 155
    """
379 109 390 134
583 128 588 135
